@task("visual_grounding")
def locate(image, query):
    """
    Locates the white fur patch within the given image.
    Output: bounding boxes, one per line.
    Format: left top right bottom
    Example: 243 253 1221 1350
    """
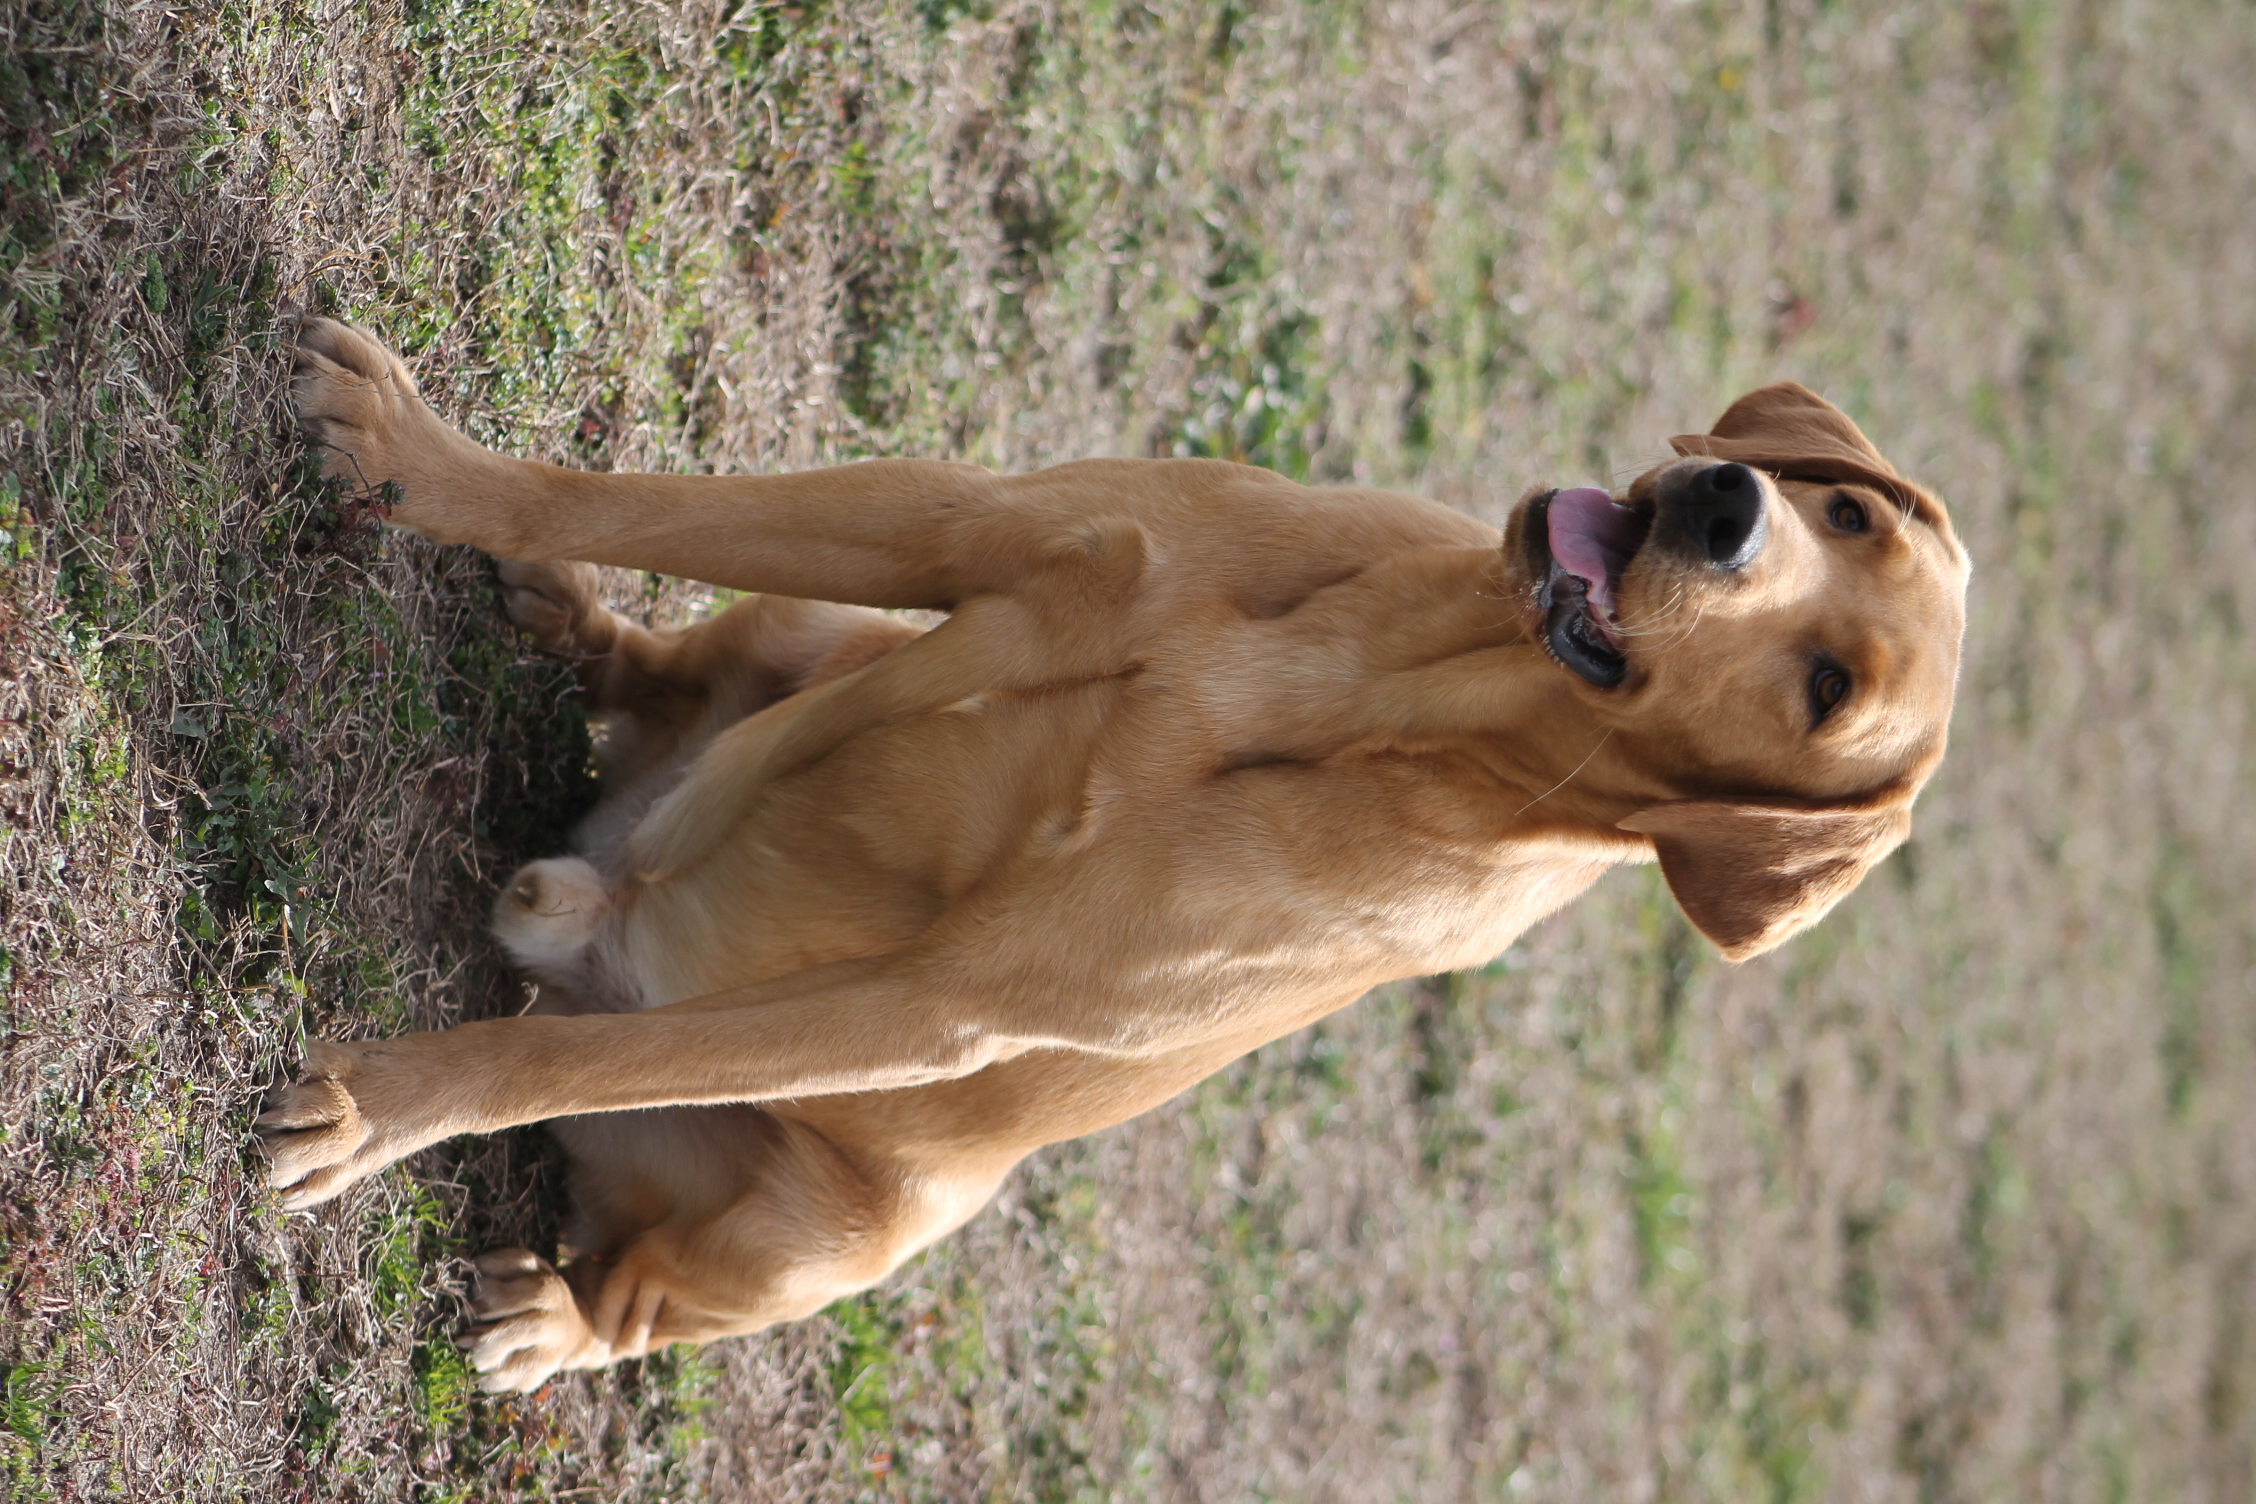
492 857 613 969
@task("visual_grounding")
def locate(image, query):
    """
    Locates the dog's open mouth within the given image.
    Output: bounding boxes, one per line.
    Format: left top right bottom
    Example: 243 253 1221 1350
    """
1533 487 1650 690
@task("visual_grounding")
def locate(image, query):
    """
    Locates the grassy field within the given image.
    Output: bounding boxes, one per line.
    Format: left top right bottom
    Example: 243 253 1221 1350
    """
3 0 2253 1499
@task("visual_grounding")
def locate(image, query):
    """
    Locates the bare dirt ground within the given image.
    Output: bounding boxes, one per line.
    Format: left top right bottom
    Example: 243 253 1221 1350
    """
3 1 2253 1500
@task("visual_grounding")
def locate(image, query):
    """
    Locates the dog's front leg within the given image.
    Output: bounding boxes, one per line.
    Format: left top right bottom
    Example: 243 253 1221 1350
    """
258 958 998 1210
289 318 1030 608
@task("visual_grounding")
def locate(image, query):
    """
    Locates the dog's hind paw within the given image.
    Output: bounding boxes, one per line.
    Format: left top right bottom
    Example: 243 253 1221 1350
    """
492 857 613 972
495 559 614 658
462 1248 597 1393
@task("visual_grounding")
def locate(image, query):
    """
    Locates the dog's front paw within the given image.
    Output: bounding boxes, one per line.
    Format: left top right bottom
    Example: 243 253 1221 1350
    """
290 318 486 538
291 318 423 481
257 1039 401 1209
462 1249 598 1393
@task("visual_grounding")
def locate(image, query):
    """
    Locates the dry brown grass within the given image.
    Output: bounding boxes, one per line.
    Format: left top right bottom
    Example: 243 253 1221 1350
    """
3 0 2252 1499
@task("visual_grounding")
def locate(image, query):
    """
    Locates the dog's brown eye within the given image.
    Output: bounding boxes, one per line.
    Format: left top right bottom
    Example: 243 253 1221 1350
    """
1810 664 1851 721
1828 494 1868 532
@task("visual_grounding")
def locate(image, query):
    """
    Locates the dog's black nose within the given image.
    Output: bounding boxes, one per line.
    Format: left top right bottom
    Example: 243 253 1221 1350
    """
1684 462 1768 568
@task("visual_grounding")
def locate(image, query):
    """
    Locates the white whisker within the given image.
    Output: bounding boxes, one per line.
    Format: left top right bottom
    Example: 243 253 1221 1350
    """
1512 729 1615 821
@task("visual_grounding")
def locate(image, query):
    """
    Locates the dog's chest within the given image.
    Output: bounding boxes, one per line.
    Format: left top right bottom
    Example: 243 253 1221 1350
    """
622 568 1574 1001
832 616 1517 892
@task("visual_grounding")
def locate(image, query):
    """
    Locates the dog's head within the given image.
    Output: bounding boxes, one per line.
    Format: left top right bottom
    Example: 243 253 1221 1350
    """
1504 383 1969 960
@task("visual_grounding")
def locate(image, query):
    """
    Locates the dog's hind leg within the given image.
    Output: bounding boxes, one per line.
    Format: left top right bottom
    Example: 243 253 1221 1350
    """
489 562 924 960
459 1106 994 1392
493 559 923 797
481 567 914 999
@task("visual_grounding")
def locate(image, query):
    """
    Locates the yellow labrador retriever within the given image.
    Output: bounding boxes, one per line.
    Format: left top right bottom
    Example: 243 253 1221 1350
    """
268 319 1967 1392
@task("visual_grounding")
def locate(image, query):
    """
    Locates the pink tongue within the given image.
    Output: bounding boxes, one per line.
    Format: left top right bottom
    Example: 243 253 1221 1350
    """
1547 486 1642 638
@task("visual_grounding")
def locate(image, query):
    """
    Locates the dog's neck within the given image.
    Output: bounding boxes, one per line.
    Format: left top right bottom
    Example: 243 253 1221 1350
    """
1226 544 1671 833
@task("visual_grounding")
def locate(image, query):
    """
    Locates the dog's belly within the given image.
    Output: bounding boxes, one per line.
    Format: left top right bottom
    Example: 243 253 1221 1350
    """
610 670 1619 1017
614 674 1135 1007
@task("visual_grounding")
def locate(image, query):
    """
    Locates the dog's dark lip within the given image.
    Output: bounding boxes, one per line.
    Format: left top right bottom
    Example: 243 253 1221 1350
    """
1543 572 1629 689
1522 488 1643 691
1520 489 1560 587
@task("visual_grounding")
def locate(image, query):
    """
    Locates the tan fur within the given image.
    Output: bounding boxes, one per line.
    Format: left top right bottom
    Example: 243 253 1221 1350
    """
264 321 1968 1392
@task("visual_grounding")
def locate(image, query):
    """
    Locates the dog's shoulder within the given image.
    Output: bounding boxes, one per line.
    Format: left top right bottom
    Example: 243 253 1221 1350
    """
1005 459 1488 544
993 461 1498 622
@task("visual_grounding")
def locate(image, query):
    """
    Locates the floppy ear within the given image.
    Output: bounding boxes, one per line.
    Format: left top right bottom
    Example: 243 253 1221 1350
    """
1618 798 1912 962
1673 381 1965 564
1670 382 1911 504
